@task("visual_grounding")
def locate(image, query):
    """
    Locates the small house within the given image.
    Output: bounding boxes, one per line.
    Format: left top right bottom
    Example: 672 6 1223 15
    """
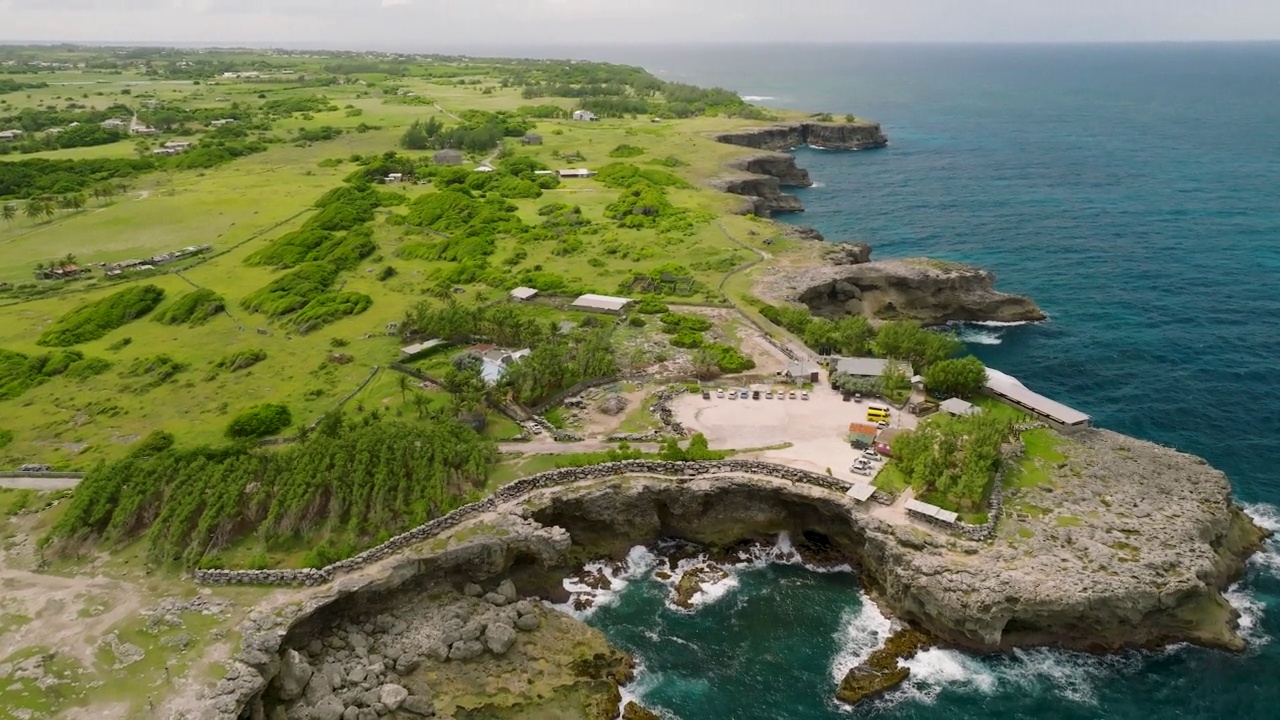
572 110 599 122
520 132 543 146
209 119 238 127
399 339 445 359
473 165 494 173
384 173 404 183
100 118 127 130
131 125 159 136
847 423 879 449
874 428 905 456
785 361 821 384
0 129 21 142
433 149 463 166
509 287 539 302
557 168 595 179
480 348 531 385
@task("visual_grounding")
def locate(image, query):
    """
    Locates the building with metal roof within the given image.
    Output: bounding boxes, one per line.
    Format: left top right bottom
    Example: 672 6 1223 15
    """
905 499 959 525
570 293 632 314
785 361 821 383
833 357 913 379
939 398 980 417
399 339 445 358
509 287 539 301
984 367 1091 429
846 485 877 502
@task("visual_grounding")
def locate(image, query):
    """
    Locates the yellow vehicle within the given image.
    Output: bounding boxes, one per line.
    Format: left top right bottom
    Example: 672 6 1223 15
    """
865 404 890 422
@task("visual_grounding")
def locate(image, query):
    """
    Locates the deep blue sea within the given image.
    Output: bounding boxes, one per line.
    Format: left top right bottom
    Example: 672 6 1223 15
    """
541 44 1280 718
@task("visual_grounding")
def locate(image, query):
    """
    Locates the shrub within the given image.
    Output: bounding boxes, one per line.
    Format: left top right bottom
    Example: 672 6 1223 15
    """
0 348 110 400
125 354 188 384
37 285 165 347
670 331 705 349
154 288 225 326
705 343 756 373
225 403 293 439
608 144 646 158
213 349 267 373
635 299 669 314
628 316 647 328
660 312 713 332
0 429 12 449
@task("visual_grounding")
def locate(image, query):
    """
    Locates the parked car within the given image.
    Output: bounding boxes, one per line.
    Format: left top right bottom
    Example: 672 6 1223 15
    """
789 391 797 399
716 388 725 398
702 390 711 400
19 463 52 472
851 467 872 477
729 391 737 400
801 391 809 400
854 393 863 403
766 391 774 399
740 390 749 399
876 421 890 429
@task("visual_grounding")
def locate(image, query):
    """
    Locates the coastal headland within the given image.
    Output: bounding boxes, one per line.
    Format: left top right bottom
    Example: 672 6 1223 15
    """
0 46 1267 720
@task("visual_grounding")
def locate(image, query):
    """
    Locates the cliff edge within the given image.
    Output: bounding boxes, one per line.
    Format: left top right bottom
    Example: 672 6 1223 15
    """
756 257 1047 326
715 121 889 152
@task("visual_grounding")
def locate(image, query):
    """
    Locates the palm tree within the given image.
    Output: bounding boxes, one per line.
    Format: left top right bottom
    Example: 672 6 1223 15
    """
40 201 56 222
56 195 74 211
396 373 410 405
67 194 86 212
1 203 15 225
23 199 45 223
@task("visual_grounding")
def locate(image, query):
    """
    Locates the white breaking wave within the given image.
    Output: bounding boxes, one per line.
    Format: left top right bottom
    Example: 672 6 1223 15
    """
1225 584 1270 646
552 545 659 619
890 647 1126 707
829 594 894 686
740 95 774 101
810 181 826 188
957 327 1003 345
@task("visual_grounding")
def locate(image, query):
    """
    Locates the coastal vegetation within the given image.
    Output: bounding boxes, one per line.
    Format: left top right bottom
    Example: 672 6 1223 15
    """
891 412 1013 514
45 411 496 567
36 284 166 346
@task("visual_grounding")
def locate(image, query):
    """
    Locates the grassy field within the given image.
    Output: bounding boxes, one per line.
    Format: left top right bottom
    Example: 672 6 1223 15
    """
0 66 797 469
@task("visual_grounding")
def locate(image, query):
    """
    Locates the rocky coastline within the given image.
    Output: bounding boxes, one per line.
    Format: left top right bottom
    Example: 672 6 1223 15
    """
193 430 1267 718
756 255 1048 326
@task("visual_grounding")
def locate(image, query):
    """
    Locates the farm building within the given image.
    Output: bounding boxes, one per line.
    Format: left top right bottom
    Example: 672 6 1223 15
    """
433 149 464 166
521 132 543 145
984 367 1091 429
572 110 599 122
399 339 445 359
558 168 595 179
509 287 539 301
874 428 905 456
570 294 632 315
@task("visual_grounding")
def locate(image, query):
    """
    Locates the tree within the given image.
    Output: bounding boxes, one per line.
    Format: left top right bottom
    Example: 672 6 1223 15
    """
67 194 86 212
873 321 961 371
23 198 46 223
691 347 722 380
396 372 410 404
1 203 15 224
924 356 987 398
880 363 912 402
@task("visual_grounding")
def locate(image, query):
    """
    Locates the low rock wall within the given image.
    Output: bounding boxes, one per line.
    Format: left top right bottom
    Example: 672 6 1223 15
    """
194 460 850 587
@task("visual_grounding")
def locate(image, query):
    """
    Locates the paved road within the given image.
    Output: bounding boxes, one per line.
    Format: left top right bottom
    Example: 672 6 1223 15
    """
0 476 82 491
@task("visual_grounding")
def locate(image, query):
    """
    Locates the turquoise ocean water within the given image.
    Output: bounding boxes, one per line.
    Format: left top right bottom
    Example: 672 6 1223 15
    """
532 43 1280 718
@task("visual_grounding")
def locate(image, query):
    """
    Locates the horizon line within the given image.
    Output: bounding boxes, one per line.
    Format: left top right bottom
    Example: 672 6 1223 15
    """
3 39 1280 50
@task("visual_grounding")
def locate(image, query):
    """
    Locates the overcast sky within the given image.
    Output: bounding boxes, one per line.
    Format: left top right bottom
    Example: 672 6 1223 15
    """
1 1 1278 46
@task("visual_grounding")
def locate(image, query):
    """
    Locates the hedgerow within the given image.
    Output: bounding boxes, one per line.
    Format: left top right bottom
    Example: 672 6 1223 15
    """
36 285 165 347
283 292 373 335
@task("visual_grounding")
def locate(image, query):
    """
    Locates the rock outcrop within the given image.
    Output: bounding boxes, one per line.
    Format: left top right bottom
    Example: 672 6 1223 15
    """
728 153 813 187
716 121 889 152
193 436 1266 716
708 173 804 217
756 257 1046 326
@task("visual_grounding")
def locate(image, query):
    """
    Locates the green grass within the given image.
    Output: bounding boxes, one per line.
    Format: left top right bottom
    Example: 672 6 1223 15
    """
873 463 910 495
1004 428 1067 491
1055 515 1083 527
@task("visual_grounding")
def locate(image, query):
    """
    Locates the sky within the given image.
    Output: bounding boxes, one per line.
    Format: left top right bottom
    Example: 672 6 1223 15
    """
1 1 1279 47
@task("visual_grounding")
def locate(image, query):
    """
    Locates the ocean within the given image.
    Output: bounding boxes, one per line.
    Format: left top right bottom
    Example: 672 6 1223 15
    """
540 43 1280 718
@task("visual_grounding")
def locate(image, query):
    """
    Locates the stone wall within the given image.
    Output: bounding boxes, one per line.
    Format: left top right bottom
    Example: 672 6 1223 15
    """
194 459 852 587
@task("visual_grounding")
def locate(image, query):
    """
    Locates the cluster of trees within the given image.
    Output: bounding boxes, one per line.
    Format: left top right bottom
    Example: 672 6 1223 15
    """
239 185 393 332
658 433 728 462
923 356 988 398
0 78 49 94
0 157 151 199
0 125 127 156
762 305 876 358
0 347 111 401
400 299 552 349
45 413 497 567
501 328 617 406
259 94 337 117
153 288 226 326
0 103 133 133
5 194 86 225
892 413 1013 511
399 110 532 153
37 285 166 347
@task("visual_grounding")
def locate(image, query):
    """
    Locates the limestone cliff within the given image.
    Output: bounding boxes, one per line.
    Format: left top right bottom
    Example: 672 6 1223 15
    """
708 173 804 217
756 257 1046 325
716 121 889 152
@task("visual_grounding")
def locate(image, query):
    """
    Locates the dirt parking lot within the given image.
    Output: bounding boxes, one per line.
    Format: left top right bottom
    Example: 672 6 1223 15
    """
671 379 918 486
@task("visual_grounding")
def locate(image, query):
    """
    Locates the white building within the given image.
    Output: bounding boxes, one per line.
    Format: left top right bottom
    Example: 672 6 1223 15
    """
570 294 632 315
984 368 1091 429
571 110 599 122
509 287 539 301
557 168 595 179
939 398 980 417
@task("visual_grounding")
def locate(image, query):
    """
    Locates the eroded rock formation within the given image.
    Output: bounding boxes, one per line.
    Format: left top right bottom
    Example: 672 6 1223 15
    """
197 435 1266 717
715 121 889 152
756 257 1047 325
